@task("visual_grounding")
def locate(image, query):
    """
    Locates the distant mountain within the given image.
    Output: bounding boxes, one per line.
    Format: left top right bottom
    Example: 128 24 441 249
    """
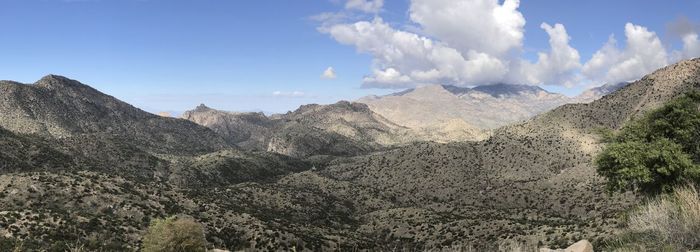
182 104 274 151
0 75 229 155
470 83 555 97
183 101 419 158
574 82 629 103
358 83 570 131
358 82 629 134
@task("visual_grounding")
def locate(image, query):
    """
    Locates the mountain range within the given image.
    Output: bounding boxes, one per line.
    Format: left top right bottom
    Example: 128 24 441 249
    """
181 81 626 154
0 58 698 250
358 82 626 141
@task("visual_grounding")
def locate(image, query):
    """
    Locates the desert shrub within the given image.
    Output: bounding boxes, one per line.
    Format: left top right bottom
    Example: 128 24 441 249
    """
606 185 700 251
596 91 700 195
141 216 206 252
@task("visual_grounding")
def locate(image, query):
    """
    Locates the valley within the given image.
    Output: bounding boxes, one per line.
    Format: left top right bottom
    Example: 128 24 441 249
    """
0 58 698 250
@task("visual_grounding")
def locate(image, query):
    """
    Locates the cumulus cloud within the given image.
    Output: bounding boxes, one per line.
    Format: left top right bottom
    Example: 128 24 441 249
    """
345 0 383 13
328 17 508 88
512 23 581 86
272 91 307 98
321 67 338 79
582 23 668 84
321 0 587 88
680 33 700 58
409 0 525 58
319 0 696 89
667 17 700 62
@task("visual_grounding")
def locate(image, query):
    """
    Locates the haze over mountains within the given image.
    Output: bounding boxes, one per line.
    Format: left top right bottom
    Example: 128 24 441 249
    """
0 59 698 250
182 81 627 151
358 82 626 138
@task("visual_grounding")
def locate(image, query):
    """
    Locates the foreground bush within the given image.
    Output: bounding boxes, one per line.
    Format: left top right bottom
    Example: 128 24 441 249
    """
141 216 206 252
607 185 700 251
596 91 700 195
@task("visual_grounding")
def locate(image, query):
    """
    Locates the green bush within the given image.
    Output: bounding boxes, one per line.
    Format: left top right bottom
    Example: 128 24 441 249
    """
141 216 206 252
596 91 700 195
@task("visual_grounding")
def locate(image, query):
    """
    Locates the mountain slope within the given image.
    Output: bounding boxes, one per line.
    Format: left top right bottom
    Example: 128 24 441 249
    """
181 104 273 150
183 101 418 158
358 82 627 136
0 75 229 154
309 58 700 248
0 126 73 173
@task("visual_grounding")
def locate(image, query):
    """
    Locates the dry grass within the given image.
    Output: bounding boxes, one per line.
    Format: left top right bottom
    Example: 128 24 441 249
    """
608 185 700 251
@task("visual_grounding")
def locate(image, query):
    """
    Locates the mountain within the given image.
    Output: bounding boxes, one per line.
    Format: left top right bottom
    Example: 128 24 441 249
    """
182 104 274 151
309 58 700 248
1 59 698 251
358 82 628 138
183 101 416 158
357 83 570 134
0 125 73 173
573 82 629 103
0 75 229 155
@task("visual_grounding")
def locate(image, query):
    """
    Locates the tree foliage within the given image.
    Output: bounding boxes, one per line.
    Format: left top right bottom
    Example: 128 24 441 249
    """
141 216 206 252
596 91 700 195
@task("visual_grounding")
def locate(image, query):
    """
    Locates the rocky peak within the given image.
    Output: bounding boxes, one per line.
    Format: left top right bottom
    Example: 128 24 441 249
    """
471 83 550 98
194 103 213 112
35 74 85 90
441 85 472 95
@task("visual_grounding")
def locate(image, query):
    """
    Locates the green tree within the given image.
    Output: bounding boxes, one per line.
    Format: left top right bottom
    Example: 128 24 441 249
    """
596 91 700 195
141 216 207 252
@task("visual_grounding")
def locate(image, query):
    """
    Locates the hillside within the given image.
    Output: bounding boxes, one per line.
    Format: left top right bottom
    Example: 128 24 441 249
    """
308 58 700 248
181 104 273 151
0 59 698 251
0 75 229 155
184 101 426 158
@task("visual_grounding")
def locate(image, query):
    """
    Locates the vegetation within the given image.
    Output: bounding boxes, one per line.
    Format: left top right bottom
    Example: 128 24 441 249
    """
606 186 700 251
596 91 700 195
141 216 207 252
597 92 700 251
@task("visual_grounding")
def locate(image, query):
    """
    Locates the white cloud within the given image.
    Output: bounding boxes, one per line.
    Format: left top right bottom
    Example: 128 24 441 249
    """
512 23 581 86
319 1 695 89
328 17 508 88
680 33 700 58
322 0 585 88
345 0 383 13
321 66 338 79
409 0 525 58
272 91 307 98
667 17 700 63
582 23 668 84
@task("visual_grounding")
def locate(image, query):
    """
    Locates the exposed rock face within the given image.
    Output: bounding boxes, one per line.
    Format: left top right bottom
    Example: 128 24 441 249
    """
0 75 229 154
182 104 273 150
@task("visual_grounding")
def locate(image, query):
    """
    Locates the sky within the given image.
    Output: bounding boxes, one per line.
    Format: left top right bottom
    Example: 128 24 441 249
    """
0 0 699 114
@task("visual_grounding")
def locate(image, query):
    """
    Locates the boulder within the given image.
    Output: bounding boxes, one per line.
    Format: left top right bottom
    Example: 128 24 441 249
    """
539 240 593 252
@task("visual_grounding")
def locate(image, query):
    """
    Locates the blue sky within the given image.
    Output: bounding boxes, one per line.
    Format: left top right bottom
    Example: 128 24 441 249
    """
0 0 698 114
